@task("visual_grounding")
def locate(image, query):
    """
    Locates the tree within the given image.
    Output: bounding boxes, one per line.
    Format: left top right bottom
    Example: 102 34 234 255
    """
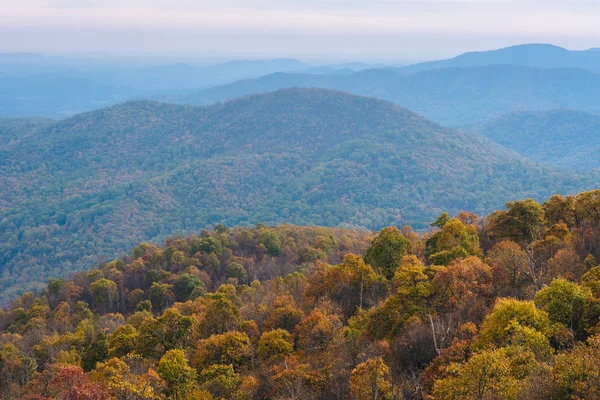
199 295 241 337
433 348 520 400
432 257 493 313
0 344 36 398
263 295 304 333
89 357 166 400
486 240 530 297
138 308 195 357
582 265 600 297
259 230 282 257
554 334 600 399
157 349 197 400
107 324 139 358
173 273 205 302
22 363 111 400
431 212 451 229
364 227 410 279
257 329 294 363
295 308 343 354
89 279 118 313
534 278 592 339
490 199 545 244
426 218 480 265
81 331 108 372
476 298 552 359
225 263 248 284
192 331 252 372
149 282 175 312
349 357 397 400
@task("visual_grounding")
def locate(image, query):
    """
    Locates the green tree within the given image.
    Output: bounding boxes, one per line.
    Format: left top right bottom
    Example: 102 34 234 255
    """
225 263 248 284
173 273 205 301
157 349 197 400
89 278 118 313
534 278 592 337
138 308 195 357
364 226 410 279
490 199 545 244
149 282 175 312
426 218 480 265
81 331 108 372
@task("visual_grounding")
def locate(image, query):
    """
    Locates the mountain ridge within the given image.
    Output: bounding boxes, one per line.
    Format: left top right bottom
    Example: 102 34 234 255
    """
399 43 600 73
165 65 600 125
1 88 599 301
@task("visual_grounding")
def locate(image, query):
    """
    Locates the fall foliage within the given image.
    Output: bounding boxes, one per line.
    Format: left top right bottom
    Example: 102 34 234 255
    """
4 192 600 398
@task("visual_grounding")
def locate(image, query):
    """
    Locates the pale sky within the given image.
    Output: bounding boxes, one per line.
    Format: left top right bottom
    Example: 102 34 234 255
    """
1 0 599 60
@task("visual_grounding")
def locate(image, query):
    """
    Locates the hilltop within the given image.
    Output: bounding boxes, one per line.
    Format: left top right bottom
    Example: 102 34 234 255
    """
1 88 598 301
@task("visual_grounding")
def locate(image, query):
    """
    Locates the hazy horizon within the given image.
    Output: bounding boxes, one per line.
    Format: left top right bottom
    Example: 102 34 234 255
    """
2 0 599 61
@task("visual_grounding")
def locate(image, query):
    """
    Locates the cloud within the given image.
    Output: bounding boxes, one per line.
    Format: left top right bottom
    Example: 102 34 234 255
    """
1 0 599 58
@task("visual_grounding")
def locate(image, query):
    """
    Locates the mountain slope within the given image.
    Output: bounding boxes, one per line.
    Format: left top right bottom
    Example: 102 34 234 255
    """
399 44 600 73
1 88 598 302
169 65 600 125
468 110 600 171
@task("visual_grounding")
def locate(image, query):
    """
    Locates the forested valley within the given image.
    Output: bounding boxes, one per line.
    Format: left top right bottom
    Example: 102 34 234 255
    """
3 190 600 399
4 88 596 304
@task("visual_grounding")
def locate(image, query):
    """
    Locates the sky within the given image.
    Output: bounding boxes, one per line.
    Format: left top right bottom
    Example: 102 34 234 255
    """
1 0 599 61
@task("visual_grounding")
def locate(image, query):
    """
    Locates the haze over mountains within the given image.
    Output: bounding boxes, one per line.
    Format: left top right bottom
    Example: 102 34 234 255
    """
397 44 600 73
0 56 375 117
2 88 598 301
168 65 600 126
2 43 600 122
3 43 600 302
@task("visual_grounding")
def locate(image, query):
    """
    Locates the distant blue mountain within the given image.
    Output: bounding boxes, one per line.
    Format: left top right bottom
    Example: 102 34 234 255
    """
166 65 600 125
399 44 600 72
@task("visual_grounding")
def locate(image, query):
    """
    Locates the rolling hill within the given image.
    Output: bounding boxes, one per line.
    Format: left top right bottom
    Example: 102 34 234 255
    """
468 109 600 171
1 88 598 302
168 65 600 126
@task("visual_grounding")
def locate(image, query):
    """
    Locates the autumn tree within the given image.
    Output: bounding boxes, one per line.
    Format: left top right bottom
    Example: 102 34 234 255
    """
349 357 397 400
486 240 530 297
192 331 253 372
426 218 480 265
257 329 294 363
490 199 545 244
157 349 197 400
137 308 194 357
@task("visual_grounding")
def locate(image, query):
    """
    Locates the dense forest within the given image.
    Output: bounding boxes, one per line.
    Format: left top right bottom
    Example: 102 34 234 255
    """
2 89 598 304
468 109 600 171
3 190 600 399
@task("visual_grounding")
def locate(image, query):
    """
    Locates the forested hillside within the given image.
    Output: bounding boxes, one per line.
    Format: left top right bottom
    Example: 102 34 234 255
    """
169 65 600 125
468 109 600 171
4 191 600 399
2 89 597 303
